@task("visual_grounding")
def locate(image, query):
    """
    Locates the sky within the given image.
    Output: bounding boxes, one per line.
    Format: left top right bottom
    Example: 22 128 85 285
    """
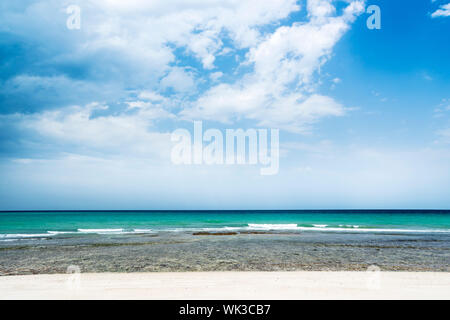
0 0 449 210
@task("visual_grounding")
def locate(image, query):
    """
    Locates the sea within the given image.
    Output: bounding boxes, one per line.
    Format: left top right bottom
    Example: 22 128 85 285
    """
1 210 449 274
1 210 449 240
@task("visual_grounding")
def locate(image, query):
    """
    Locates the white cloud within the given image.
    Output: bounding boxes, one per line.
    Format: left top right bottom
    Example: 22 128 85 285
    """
210 72 224 82
437 128 450 143
160 67 196 93
88 0 301 70
1 0 367 166
332 78 341 84
255 94 345 133
1 0 365 134
181 0 365 132
138 91 166 102
431 3 450 17
433 98 450 116
307 0 336 18
0 0 301 101
15 103 173 158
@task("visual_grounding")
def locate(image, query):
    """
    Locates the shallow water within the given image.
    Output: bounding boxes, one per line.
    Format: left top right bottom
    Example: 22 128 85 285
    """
0 230 448 275
1 211 449 275
1 210 450 239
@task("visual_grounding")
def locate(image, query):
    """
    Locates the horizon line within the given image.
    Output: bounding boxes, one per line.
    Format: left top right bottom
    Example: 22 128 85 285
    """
1 209 450 213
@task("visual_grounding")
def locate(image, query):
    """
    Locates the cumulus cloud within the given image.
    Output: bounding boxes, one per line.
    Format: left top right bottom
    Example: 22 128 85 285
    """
1 103 173 159
160 67 197 93
182 0 365 132
0 0 300 111
2 1 450 210
431 3 450 17
0 0 365 157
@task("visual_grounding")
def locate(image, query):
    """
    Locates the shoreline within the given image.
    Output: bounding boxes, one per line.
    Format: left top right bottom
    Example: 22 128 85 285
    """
0 271 449 300
2 230 449 274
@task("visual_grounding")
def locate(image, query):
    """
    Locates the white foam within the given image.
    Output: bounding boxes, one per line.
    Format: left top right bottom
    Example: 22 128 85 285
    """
339 225 360 228
202 227 242 232
132 229 155 233
167 224 450 234
247 224 300 230
47 231 74 235
297 226 450 233
0 233 51 239
158 227 242 233
77 228 124 234
2 224 448 241
148 224 450 234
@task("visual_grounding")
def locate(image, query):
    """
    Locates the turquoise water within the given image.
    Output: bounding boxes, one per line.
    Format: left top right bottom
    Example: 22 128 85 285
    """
1 210 450 239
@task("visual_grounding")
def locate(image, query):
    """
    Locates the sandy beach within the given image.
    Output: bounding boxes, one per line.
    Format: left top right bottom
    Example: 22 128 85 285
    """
0 272 449 300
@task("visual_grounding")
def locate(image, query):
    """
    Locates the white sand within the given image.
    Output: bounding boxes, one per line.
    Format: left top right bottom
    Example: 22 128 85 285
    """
0 272 449 300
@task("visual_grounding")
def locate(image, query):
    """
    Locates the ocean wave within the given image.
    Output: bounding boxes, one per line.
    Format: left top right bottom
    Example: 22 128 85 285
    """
1 224 449 241
0 228 156 240
47 231 75 235
0 233 51 239
296 226 450 233
77 228 124 233
161 226 243 233
133 229 154 233
167 224 450 234
247 224 299 230
193 224 450 234
338 225 360 228
77 228 157 235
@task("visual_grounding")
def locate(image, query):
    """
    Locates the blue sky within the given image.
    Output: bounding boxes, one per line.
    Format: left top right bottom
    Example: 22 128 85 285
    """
0 0 449 210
